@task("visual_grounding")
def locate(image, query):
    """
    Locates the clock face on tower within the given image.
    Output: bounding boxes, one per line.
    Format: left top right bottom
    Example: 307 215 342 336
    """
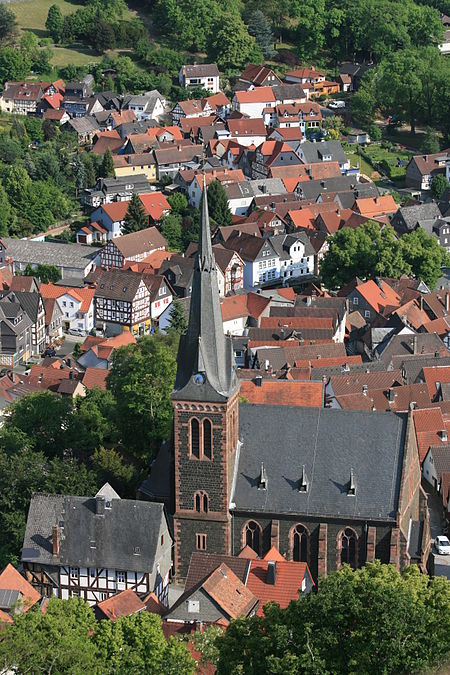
193 373 205 385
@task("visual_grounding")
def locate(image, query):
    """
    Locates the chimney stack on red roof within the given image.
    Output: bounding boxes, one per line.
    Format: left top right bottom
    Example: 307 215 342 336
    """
266 561 277 585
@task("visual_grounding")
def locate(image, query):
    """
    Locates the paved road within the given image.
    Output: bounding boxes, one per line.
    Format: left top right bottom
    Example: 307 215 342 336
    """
423 483 450 577
56 334 85 358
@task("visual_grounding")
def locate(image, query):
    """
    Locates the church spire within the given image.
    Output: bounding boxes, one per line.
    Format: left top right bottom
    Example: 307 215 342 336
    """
172 176 238 402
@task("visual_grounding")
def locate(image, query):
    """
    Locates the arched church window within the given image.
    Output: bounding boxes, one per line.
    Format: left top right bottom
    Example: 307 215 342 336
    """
243 520 262 555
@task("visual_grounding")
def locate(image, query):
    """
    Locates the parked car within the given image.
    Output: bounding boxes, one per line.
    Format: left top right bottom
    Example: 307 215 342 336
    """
435 535 450 555
68 328 85 336
328 100 345 109
43 347 56 357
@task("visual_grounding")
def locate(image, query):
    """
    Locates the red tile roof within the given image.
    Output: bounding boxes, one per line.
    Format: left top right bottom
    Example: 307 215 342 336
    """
0 564 40 612
82 368 108 390
96 589 145 621
413 407 450 463
40 284 95 313
202 564 258 619
355 279 401 314
286 67 326 79
239 379 323 407
138 192 170 221
246 558 312 616
423 366 450 399
234 86 275 104
354 195 398 217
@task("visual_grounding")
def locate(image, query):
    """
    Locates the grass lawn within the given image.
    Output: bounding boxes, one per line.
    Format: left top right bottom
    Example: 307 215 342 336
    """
50 45 103 67
11 0 80 37
344 149 374 178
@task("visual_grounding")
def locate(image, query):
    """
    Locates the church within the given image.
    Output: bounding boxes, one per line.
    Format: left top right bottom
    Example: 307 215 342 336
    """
164 181 430 580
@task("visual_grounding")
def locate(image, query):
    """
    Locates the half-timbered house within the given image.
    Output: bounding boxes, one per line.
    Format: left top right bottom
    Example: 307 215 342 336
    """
95 268 152 336
21 484 173 606
100 227 167 270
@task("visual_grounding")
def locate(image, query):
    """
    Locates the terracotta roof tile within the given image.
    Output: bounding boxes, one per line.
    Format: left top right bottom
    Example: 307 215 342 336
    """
0 564 40 612
423 366 450 399
239 379 323 407
40 284 95 313
202 563 258 619
246 559 312 616
82 368 108 390
354 279 401 314
234 86 275 103
96 589 145 621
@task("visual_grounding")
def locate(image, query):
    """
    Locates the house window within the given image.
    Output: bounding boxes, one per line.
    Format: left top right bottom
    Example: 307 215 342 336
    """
194 491 209 513
69 567 79 579
89 568 96 578
338 528 358 569
71 590 80 598
353 297 358 305
243 520 262 555
101 592 108 601
364 310 370 318
196 533 207 550
161 535 164 546
117 571 126 583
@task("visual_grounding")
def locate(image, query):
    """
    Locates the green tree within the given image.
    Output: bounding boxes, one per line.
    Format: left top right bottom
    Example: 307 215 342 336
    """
247 10 276 58
207 179 232 226
368 124 382 141
214 562 450 675
106 334 177 457
320 221 449 289
100 148 115 177
377 50 423 134
46 4 64 42
23 263 61 283
94 611 195 674
0 597 98 673
421 126 440 154
0 5 17 44
167 297 187 334
0 47 31 86
210 13 262 71
90 19 116 53
161 213 183 250
0 184 11 236
350 71 377 128
122 193 148 234
167 191 188 214
431 174 450 199
292 0 325 60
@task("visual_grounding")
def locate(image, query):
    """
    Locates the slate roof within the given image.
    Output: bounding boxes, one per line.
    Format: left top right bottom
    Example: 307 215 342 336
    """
22 491 169 572
232 405 406 520
272 84 306 101
95 268 144 302
182 63 219 78
2 239 98 271
428 445 450 480
394 203 442 232
298 140 348 165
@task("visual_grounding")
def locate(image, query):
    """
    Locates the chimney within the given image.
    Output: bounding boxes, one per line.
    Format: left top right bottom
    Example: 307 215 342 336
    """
52 524 59 556
299 464 309 492
446 292 450 313
264 359 270 371
258 462 268 490
347 468 356 496
440 429 448 442
420 295 424 311
95 496 105 516
413 335 418 355
266 561 277 585
362 384 368 396
67 357 71 368
254 375 263 387
69 370 74 380
387 387 396 402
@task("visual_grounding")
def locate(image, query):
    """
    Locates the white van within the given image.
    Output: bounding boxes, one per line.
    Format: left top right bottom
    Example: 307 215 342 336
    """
328 100 345 109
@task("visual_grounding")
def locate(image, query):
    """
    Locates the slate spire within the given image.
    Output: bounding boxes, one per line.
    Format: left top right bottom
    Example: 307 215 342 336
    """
172 175 238 402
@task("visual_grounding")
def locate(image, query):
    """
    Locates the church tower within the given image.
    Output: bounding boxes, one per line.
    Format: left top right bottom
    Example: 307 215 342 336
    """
171 178 240 578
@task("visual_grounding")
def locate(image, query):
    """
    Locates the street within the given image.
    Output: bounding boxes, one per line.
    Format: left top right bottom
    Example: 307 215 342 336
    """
423 482 450 578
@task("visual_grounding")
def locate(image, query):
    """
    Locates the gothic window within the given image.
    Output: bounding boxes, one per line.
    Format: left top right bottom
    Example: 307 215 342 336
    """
194 491 209 513
203 419 212 459
339 528 358 569
243 520 262 555
190 418 200 458
290 524 309 562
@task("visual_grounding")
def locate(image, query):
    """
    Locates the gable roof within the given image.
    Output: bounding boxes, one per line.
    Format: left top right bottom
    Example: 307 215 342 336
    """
234 87 275 104
240 65 279 86
111 226 167 259
96 589 145 621
354 279 401 314
40 284 95 313
0 564 40 612
227 118 266 137
246 558 312 616
95 268 144 302
202 563 258 619
82 368 108 390
22 492 170 573
182 63 219 78
233 405 406 520
239 379 323 407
